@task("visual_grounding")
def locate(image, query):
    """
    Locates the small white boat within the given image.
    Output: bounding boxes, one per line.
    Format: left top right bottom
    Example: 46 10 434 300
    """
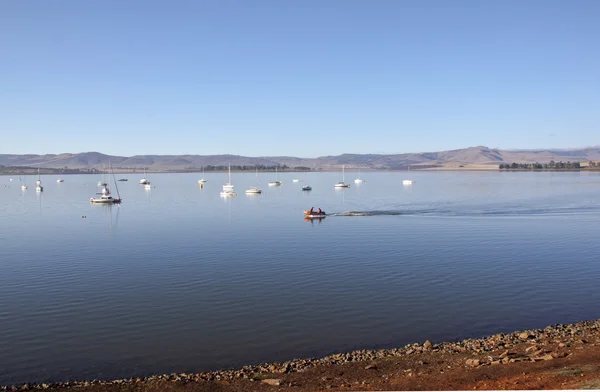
334 165 350 188
354 168 364 183
198 166 207 183
36 169 43 191
9 178 13 182
302 185 312 191
57 178 64 183
220 190 237 197
144 184 152 190
403 180 415 185
139 168 150 184
268 167 282 186
245 187 262 194
21 184 28 190
221 163 236 196
293 179 301 183
245 169 262 194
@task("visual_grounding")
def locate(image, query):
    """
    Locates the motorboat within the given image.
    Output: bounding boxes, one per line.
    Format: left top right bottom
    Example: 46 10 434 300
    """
302 185 312 191
403 180 415 185
57 178 64 183
118 178 128 182
304 208 326 218
293 179 301 182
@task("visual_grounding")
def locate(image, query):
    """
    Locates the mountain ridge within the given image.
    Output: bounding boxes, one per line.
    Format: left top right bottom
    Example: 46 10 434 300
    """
2 146 600 170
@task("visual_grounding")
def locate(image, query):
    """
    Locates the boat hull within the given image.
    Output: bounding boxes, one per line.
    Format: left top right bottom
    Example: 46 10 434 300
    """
90 198 121 204
304 211 326 218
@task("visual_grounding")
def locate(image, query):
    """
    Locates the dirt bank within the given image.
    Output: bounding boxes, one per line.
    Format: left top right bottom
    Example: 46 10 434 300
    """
3 319 600 391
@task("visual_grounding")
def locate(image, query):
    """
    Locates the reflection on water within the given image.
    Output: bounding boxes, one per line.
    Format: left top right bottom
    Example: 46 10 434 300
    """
1 171 600 385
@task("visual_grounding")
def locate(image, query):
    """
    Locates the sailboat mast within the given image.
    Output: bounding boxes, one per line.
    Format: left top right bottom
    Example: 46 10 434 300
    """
228 163 231 184
110 162 121 199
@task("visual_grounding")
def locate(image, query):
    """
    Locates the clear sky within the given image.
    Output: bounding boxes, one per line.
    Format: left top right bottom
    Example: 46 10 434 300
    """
1 0 599 157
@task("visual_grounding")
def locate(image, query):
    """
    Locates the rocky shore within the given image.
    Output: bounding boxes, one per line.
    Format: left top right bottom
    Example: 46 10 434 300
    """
3 318 600 391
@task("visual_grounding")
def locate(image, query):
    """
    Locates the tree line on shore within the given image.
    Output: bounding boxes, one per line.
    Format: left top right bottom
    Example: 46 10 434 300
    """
499 161 583 170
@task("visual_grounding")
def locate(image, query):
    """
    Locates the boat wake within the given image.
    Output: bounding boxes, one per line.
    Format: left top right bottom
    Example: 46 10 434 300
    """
328 209 441 217
326 206 600 218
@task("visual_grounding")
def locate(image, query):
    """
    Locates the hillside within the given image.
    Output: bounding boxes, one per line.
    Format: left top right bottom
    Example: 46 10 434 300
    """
2 146 600 171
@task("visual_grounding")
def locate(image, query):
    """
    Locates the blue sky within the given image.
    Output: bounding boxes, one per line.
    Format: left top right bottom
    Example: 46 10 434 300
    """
1 0 599 157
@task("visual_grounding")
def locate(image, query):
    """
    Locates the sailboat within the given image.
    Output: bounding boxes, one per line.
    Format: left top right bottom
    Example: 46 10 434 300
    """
36 169 44 192
90 163 122 204
268 166 282 186
198 166 207 184
139 168 150 185
245 168 262 194
21 174 28 190
354 167 364 184
98 165 108 187
334 165 350 188
220 163 237 197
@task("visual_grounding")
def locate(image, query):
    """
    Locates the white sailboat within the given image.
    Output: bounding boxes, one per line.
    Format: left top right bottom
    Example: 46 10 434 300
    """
268 166 282 186
354 167 364 184
21 174 28 190
36 169 44 192
98 164 108 186
220 163 237 197
198 166 207 184
334 165 350 188
139 168 150 185
90 163 122 204
245 168 262 194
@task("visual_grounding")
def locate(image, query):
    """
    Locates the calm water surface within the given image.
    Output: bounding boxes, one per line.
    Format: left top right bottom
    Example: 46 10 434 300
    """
1 171 599 384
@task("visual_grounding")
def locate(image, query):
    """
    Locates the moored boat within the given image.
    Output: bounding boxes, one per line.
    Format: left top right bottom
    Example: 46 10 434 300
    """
91 163 122 204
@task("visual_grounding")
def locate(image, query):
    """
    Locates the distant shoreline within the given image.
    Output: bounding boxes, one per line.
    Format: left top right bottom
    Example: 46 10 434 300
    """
3 167 600 176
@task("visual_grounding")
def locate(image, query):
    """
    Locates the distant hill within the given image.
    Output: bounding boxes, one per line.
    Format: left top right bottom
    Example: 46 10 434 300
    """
2 146 600 171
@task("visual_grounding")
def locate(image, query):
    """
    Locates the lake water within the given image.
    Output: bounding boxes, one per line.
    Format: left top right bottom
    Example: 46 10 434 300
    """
1 170 600 385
